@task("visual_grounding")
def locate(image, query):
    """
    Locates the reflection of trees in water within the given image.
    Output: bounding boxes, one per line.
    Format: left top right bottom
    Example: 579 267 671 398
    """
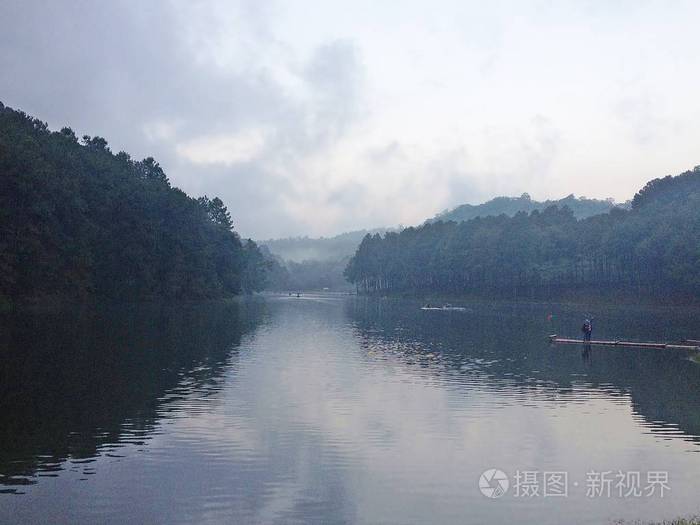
346 297 700 445
0 300 266 491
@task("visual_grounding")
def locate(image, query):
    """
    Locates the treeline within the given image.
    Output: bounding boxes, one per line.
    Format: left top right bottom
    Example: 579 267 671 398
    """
345 167 700 300
259 229 391 291
429 192 623 223
262 251 353 292
0 102 269 300
259 227 391 263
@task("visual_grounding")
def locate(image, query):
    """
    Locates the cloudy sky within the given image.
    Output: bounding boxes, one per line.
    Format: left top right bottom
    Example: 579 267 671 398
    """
2 0 700 239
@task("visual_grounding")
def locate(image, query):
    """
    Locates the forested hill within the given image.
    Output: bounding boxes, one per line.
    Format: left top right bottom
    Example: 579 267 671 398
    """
258 228 392 292
345 167 700 300
0 102 269 300
259 195 619 292
260 228 390 263
428 193 623 223
262 194 620 265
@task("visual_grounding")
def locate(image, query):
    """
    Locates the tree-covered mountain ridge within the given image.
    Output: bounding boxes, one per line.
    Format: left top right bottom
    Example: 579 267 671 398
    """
259 227 392 263
0 102 271 300
261 195 623 265
428 193 626 224
259 193 623 292
258 228 401 292
345 166 700 301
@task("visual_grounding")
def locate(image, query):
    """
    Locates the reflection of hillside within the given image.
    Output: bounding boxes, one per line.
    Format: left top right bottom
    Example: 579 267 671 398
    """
346 298 700 445
0 300 266 491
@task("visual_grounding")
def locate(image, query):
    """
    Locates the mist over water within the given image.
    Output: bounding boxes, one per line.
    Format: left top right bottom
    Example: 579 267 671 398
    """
1 295 699 524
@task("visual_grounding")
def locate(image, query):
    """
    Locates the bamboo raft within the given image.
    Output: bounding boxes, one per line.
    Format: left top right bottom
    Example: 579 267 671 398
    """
548 335 700 352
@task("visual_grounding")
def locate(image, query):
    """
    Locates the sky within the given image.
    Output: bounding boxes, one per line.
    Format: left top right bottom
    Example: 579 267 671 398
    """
1 0 700 239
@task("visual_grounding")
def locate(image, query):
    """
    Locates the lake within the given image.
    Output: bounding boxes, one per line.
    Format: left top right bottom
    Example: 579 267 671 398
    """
1 294 700 524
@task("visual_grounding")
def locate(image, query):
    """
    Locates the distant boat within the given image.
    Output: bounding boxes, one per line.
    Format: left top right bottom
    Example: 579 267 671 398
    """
420 304 467 311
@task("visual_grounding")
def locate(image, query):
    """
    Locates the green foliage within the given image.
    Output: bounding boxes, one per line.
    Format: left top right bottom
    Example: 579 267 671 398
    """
261 194 621 291
346 168 700 299
430 192 624 224
240 239 269 294
258 246 292 290
198 195 234 231
0 102 268 299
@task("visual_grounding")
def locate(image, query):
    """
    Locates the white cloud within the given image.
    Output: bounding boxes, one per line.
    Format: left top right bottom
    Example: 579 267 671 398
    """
177 128 270 166
143 119 182 142
2 0 700 238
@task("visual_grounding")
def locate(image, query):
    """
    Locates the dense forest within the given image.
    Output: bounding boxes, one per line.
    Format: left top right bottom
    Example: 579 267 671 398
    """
261 250 353 292
428 193 624 224
259 228 392 291
0 102 271 301
260 228 391 262
345 167 700 300
261 195 622 292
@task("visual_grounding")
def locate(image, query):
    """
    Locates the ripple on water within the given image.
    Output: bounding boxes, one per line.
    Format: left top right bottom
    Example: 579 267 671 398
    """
2 297 700 525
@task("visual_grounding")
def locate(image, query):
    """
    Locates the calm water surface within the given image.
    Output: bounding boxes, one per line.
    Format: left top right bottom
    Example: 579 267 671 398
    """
1 294 700 524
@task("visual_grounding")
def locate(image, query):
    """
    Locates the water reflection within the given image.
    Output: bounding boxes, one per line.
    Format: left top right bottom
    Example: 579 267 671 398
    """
0 299 266 492
346 297 700 445
1 295 699 524
581 344 592 364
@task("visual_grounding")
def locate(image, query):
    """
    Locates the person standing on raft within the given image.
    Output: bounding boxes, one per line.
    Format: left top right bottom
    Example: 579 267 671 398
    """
581 318 593 342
